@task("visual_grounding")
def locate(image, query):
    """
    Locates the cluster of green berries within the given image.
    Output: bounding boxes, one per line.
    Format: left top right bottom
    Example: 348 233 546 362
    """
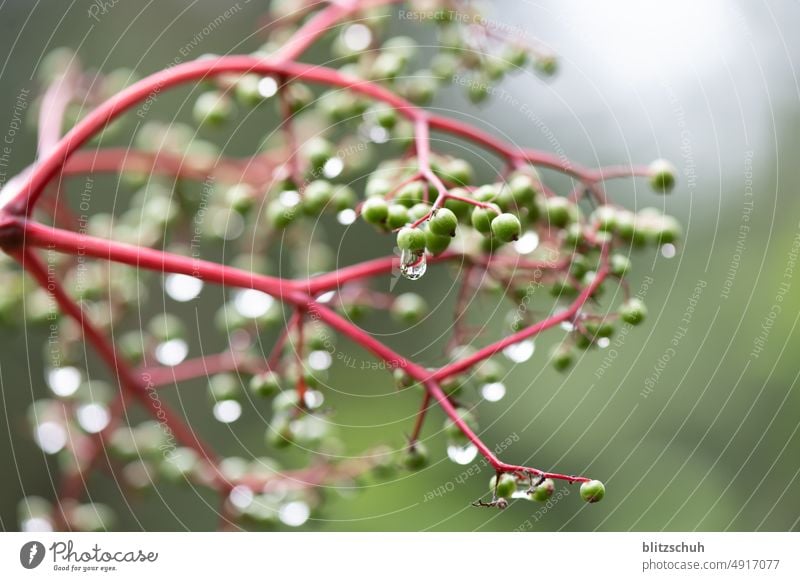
487 473 605 507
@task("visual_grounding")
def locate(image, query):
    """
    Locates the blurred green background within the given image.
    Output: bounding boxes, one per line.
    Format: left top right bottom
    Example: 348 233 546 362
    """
1 0 799 531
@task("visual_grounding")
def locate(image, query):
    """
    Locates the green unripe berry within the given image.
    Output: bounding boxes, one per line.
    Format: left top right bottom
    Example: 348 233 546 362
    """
148 313 185 342
615 210 636 240
302 180 333 215
620 298 647 325
550 343 574 372
396 227 426 252
208 373 240 402
565 223 586 246
535 55 558 76
391 293 428 324
584 318 615 339
476 359 504 383
649 159 677 193
529 478 555 502
437 158 474 186
468 75 491 103
193 91 234 126
471 206 500 234
386 204 410 229
403 443 429 470
431 53 459 78
225 184 255 214
235 74 265 107
425 230 452 255
407 203 431 222
592 205 617 232
265 199 296 229
490 473 518 499
580 479 605 503
283 82 313 114
371 51 405 80
303 137 333 172
395 181 426 207
366 177 392 198
368 103 398 129
332 185 357 211
443 407 478 443
443 188 472 219
543 196 575 228
610 254 632 277
491 213 522 242
428 208 458 237
361 197 389 225
474 184 499 202
656 215 682 244
508 174 538 206
249 371 281 398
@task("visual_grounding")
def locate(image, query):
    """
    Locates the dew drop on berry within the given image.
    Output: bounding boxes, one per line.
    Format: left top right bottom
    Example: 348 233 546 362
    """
47 366 82 397
513 231 539 254
228 485 253 510
21 517 52 533
447 442 478 465
400 249 427 280
322 157 343 178
279 500 310 527
481 382 506 402
337 209 357 225
213 400 242 424
164 273 203 302
342 23 372 51
503 339 534 363
34 422 67 454
155 339 189 366
308 350 332 371
76 403 111 434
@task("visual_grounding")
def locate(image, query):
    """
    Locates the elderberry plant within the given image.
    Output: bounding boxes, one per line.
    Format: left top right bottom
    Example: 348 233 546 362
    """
1 0 681 531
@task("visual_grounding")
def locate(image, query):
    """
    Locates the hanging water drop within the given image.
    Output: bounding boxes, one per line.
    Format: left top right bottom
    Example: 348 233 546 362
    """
447 442 478 465
400 249 427 280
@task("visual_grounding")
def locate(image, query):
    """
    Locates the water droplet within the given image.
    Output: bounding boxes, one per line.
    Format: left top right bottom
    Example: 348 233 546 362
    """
303 390 324 410
279 500 310 527
514 231 540 254
447 443 478 465
317 291 335 303
369 125 389 144
234 289 275 318
279 190 301 207
21 517 53 533
322 157 343 178
229 485 254 510
164 274 203 302
337 209 356 225
400 250 427 280
481 382 506 402
76 403 110 434
155 339 188 366
342 23 372 51
257 77 278 98
213 400 242 424
47 367 82 397
35 422 67 454
308 350 332 371
503 339 535 363
661 243 676 258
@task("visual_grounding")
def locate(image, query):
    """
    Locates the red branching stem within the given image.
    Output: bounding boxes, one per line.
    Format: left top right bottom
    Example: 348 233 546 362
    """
408 391 432 446
0 2 657 509
140 350 264 388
